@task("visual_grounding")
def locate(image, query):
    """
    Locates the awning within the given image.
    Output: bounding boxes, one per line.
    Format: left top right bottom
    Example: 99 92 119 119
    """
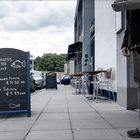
112 0 140 12
66 42 82 60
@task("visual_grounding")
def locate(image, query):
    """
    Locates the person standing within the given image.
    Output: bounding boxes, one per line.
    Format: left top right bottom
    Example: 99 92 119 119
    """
121 9 140 138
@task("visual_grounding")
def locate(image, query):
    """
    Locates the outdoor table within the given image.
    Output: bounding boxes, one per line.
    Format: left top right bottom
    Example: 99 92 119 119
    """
82 70 107 102
71 73 84 77
82 70 107 76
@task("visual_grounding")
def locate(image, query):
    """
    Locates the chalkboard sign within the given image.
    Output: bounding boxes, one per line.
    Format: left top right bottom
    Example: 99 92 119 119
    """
0 48 31 117
46 72 57 90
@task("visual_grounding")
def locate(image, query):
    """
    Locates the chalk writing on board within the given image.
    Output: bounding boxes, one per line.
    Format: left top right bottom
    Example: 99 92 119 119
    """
0 76 25 86
6 81 19 85
0 57 12 71
11 60 26 68
0 67 6 71
6 91 26 96
0 58 12 62
9 103 20 109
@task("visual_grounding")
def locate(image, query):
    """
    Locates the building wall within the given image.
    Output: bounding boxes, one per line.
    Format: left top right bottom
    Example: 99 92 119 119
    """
69 60 74 74
74 0 83 73
116 13 138 109
95 0 117 91
82 0 94 71
95 0 138 109
74 0 138 109
75 0 94 72
64 63 68 74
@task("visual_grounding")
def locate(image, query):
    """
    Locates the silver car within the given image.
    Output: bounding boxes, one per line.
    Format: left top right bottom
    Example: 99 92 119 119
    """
30 70 45 89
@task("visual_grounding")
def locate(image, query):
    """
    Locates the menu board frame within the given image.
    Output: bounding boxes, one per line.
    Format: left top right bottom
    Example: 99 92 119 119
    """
0 48 31 117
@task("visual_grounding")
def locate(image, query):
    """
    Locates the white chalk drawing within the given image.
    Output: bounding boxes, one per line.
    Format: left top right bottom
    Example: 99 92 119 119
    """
11 60 26 68
6 80 20 85
9 103 20 109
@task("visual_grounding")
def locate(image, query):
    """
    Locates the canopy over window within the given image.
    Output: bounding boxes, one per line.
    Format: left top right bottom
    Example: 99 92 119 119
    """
66 42 82 60
112 0 140 12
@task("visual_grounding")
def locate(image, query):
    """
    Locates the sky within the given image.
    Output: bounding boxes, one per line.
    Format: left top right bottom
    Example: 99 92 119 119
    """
0 0 77 58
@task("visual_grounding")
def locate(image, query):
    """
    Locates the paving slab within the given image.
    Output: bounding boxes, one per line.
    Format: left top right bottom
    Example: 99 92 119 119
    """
25 130 73 140
32 120 71 130
69 107 94 113
70 112 101 120
0 131 27 140
43 108 68 113
39 113 69 120
0 85 139 140
73 129 124 140
0 119 34 131
71 118 112 129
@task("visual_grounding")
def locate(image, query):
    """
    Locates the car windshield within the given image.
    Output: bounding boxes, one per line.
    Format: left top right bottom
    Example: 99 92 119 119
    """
62 75 70 79
33 75 41 77
64 76 69 79
31 71 43 77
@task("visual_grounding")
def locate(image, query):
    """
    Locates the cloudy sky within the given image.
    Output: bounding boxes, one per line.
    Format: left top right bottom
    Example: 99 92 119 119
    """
0 1 77 58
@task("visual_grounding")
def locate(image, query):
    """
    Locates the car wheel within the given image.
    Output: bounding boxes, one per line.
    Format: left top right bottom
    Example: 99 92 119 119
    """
39 83 44 90
32 87 35 92
31 85 35 92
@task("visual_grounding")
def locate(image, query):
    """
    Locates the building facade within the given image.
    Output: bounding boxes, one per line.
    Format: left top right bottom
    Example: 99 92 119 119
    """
75 0 95 72
67 0 138 109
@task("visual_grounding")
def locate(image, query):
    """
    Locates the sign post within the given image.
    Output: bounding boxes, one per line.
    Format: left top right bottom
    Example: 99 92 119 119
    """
0 48 31 117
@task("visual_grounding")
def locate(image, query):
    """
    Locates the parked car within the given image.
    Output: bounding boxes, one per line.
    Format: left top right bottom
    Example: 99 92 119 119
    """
61 75 71 85
57 78 61 84
30 70 45 89
30 74 35 92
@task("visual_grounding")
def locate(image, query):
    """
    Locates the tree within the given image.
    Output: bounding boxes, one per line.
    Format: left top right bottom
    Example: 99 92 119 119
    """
34 53 66 72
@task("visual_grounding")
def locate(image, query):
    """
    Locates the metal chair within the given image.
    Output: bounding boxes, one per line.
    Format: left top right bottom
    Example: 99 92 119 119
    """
90 74 100 102
82 74 91 98
90 68 115 103
75 78 82 94
98 68 115 103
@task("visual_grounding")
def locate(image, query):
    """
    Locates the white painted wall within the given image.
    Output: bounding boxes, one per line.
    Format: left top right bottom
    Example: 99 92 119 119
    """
95 0 117 91
69 60 74 74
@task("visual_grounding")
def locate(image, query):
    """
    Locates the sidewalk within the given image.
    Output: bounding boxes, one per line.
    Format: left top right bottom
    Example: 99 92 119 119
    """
0 85 139 140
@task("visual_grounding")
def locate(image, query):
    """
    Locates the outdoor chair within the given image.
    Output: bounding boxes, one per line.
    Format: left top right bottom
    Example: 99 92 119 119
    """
90 72 100 102
98 68 115 103
91 68 115 103
82 75 91 98
75 78 82 94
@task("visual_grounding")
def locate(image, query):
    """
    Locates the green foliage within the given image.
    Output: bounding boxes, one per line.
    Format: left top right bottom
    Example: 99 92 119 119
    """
34 53 66 72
